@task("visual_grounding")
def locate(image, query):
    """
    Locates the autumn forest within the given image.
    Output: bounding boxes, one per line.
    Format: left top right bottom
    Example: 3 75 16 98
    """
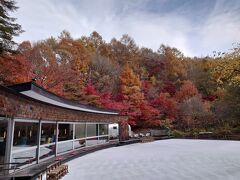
0 1 240 137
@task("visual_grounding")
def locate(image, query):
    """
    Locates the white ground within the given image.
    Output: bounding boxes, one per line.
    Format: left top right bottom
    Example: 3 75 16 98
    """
63 139 240 180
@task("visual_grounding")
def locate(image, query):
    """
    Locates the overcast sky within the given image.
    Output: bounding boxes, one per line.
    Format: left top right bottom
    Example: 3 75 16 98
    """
13 0 240 57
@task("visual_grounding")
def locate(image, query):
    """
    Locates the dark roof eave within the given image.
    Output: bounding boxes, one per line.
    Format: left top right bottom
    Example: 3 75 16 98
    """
7 82 120 114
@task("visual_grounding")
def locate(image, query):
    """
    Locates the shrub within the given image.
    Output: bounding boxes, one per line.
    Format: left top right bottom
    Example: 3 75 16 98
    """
171 130 186 138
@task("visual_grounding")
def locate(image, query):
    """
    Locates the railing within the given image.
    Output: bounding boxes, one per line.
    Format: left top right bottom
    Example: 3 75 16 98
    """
0 162 22 180
150 129 170 137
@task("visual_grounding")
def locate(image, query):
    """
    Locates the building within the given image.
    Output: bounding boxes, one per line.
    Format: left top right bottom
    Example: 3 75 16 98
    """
0 82 129 175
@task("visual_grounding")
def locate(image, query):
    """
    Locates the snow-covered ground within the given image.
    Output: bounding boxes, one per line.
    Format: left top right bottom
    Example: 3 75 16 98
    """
63 139 240 180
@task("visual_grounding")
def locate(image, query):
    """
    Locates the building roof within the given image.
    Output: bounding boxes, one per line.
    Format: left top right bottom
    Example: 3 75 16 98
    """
8 82 119 115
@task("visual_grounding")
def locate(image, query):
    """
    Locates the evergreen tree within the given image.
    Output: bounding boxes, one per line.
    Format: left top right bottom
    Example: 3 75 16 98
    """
0 0 23 54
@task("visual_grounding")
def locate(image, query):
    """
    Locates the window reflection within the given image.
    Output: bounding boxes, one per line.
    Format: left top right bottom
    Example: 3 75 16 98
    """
0 119 8 165
74 139 86 149
58 124 73 141
75 124 86 139
86 137 98 146
99 136 109 144
12 148 37 166
99 124 108 135
40 144 55 160
87 124 98 137
57 141 73 154
41 123 56 145
12 122 38 167
13 122 38 147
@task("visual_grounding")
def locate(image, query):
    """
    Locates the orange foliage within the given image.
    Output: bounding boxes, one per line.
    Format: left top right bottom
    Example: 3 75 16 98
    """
0 55 32 85
120 64 144 106
175 80 201 102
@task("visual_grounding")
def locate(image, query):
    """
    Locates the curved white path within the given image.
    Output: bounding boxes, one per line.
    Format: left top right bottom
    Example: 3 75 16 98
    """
63 139 240 180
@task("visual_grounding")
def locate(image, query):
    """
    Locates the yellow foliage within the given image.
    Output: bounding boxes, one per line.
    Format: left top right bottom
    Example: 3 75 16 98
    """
211 55 240 87
120 64 144 106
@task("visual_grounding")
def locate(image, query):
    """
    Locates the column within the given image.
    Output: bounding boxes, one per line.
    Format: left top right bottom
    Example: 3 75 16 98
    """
55 122 59 156
5 117 14 174
118 121 129 141
36 120 41 163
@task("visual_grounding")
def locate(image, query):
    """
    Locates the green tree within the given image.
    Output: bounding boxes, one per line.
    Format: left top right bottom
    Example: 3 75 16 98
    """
0 0 23 54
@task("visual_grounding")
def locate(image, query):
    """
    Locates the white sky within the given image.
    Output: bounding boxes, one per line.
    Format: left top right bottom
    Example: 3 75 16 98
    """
13 0 240 57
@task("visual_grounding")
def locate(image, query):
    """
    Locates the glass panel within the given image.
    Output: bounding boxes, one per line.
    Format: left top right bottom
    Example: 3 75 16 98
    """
12 147 37 167
13 122 38 148
41 123 56 145
109 124 119 140
74 139 86 149
87 124 98 137
12 121 39 167
40 144 55 160
0 119 8 165
86 137 98 146
57 141 73 154
99 124 108 136
75 124 86 139
58 124 73 141
99 136 109 144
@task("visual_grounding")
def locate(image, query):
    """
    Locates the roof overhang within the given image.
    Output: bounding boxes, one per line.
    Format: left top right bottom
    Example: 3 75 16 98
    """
8 82 119 115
